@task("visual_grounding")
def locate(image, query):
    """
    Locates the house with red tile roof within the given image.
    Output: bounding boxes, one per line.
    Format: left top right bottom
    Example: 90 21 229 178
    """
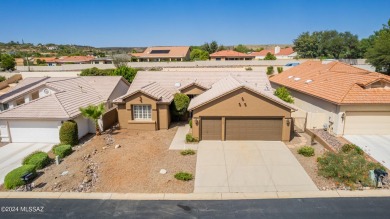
131 46 190 62
270 61 390 136
209 50 255 61
45 56 95 66
251 46 297 60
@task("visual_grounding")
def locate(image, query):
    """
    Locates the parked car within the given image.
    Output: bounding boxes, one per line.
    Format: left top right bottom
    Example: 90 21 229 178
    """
285 63 300 66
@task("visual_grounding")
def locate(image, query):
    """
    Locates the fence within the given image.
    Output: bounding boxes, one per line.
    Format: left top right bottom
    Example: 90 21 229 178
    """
101 107 118 131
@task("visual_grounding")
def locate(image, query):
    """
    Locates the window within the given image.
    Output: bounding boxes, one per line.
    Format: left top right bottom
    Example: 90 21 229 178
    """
31 91 39 100
133 105 152 120
16 98 25 106
3 103 9 110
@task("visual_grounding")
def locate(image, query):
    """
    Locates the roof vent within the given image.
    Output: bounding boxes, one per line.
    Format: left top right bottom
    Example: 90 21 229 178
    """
174 82 181 87
288 76 294 79
294 77 301 81
305 79 313 84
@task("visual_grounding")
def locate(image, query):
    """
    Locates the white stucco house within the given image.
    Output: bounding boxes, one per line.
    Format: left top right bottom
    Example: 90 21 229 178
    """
0 76 129 143
251 46 297 60
270 61 390 136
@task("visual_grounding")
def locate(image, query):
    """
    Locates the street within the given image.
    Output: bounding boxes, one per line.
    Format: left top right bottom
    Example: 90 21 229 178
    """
0 197 389 218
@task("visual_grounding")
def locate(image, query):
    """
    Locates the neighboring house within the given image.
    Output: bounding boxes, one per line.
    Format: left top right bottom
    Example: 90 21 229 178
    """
33 57 57 65
270 61 390 136
91 57 113 64
46 56 95 66
0 76 130 143
209 50 255 61
252 46 297 59
132 46 190 62
113 71 296 141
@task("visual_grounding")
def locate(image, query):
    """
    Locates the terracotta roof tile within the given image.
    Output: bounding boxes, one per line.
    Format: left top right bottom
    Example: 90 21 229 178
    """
210 50 255 58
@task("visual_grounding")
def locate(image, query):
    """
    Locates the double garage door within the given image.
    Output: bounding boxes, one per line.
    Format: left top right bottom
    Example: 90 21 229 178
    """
344 112 390 135
201 117 283 141
9 120 61 143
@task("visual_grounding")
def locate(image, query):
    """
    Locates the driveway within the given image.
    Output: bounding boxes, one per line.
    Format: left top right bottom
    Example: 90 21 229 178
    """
344 135 390 170
194 141 318 193
0 143 53 185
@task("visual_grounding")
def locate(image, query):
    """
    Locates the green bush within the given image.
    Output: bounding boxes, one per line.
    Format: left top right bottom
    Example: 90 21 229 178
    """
264 52 277 60
112 66 138 83
22 151 50 170
80 67 114 76
180 149 196 156
53 144 73 158
174 172 193 181
298 146 315 157
0 75 6 82
59 120 79 146
274 87 294 103
189 119 192 128
4 165 37 189
277 67 283 73
341 144 364 155
318 150 384 187
245 67 252 71
170 93 190 119
266 66 274 75
186 133 198 143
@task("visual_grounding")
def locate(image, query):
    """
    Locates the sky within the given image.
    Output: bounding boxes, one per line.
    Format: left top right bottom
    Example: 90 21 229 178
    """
1 0 389 47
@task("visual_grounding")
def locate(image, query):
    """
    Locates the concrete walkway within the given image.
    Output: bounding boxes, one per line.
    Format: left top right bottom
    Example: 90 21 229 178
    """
0 143 54 185
194 141 318 193
169 124 198 150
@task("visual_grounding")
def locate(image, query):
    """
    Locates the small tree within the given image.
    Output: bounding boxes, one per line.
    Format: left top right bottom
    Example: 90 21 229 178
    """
79 103 105 135
277 67 283 73
112 66 138 83
234 44 250 53
112 54 130 68
0 54 16 71
274 87 294 103
170 93 190 121
264 52 277 60
190 49 209 60
266 66 274 75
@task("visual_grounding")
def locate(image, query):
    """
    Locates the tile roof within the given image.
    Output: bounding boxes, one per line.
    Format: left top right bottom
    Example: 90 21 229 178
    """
251 47 295 56
210 50 255 58
0 76 128 119
269 61 390 104
114 70 296 111
47 56 95 63
131 46 190 58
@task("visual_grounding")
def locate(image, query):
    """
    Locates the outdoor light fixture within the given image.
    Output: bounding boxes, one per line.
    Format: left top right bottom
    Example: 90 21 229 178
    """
195 118 199 125
286 118 291 126
341 113 346 121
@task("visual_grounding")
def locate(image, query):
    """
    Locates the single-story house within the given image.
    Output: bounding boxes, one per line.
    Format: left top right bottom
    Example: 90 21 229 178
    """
270 61 390 136
91 57 113 64
209 50 255 61
252 46 297 60
132 46 190 62
113 71 296 141
0 76 130 143
46 56 95 66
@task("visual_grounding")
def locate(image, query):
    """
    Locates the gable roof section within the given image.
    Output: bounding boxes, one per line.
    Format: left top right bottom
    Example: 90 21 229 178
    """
115 82 173 103
251 47 295 56
132 46 190 58
188 75 296 111
210 50 255 58
270 61 390 104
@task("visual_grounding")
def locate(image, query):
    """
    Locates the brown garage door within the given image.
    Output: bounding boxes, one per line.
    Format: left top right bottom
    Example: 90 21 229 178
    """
225 118 282 141
201 117 222 140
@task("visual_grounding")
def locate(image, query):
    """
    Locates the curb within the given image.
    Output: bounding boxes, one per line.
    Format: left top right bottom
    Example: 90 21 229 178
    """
1 190 390 200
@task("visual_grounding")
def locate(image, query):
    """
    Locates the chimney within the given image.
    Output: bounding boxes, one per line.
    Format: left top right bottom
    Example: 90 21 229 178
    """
274 46 280 54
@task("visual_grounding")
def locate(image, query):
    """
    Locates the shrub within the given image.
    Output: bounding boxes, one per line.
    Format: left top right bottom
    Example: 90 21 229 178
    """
0 75 6 82
22 151 50 170
317 150 384 187
174 172 193 181
264 52 277 60
189 119 192 128
170 93 190 119
59 120 79 146
80 67 113 76
298 146 315 157
180 149 196 156
4 165 37 189
277 67 283 73
53 144 73 158
266 66 274 75
274 87 294 103
186 133 198 143
245 67 252 71
341 144 364 155
112 66 138 83
190 49 209 61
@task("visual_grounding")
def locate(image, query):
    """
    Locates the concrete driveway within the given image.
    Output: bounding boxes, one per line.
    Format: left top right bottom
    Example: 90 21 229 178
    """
0 143 53 185
194 141 318 193
344 135 390 170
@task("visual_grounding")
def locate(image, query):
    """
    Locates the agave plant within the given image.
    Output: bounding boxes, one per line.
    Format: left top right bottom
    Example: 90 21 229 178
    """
79 103 105 135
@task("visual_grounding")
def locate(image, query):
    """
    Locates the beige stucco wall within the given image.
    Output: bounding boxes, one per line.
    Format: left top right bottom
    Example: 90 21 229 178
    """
191 88 292 141
180 85 206 95
157 104 171 129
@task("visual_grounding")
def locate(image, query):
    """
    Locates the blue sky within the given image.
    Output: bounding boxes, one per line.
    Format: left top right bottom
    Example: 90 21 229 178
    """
1 0 389 47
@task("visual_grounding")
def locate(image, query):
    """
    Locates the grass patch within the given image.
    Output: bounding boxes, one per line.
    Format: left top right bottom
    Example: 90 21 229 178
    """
4 165 37 189
180 149 196 156
317 144 385 188
298 146 315 157
22 151 50 170
174 172 193 181
52 144 73 158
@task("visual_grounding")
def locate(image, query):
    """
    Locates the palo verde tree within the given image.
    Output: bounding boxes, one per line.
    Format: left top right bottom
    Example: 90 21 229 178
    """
79 103 105 135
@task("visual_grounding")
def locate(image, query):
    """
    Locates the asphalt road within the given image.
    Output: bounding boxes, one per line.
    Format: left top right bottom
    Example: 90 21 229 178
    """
0 197 389 218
